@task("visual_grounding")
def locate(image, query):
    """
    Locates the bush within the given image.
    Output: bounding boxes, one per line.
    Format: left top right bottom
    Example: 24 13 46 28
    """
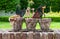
0 16 60 22
45 17 60 22
0 17 9 22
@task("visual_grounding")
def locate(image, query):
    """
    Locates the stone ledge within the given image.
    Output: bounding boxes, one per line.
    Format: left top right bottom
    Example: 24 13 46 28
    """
0 32 60 39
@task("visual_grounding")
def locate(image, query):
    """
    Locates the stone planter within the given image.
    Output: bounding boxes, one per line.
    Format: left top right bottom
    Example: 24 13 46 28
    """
9 17 52 32
9 17 24 32
25 18 37 31
39 18 51 31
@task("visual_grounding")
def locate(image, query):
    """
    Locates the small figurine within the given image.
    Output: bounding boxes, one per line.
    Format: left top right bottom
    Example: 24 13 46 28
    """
32 5 46 18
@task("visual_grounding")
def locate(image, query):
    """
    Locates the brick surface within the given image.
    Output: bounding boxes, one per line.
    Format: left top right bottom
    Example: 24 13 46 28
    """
20 32 27 39
0 33 2 39
42 32 48 39
2 33 10 39
27 32 33 39
1 32 60 39
54 32 60 39
33 32 40 39
48 32 54 39
15 32 21 39
10 33 15 39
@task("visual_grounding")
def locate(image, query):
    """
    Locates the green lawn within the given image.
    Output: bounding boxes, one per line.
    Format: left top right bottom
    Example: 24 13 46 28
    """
0 22 60 30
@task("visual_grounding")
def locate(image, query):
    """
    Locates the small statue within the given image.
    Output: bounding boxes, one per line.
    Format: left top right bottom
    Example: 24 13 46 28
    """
31 8 35 16
16 4 26 17
32 5 46 18
16 4 21 16
25 7 30 18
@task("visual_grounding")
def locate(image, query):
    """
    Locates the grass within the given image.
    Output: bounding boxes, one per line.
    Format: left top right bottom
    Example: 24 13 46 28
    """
0 22 60 30
0 22 11 30
50 22 60 29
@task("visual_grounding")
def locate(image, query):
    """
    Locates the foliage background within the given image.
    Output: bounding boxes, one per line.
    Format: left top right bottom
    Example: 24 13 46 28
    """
0 0 60 12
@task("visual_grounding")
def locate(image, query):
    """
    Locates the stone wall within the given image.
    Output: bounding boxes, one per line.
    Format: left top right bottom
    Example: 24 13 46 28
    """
0 32 60 39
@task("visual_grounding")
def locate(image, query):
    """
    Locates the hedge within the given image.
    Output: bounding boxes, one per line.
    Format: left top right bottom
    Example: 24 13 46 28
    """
0 17 9 22
45 17 60 22
0 17 60 22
